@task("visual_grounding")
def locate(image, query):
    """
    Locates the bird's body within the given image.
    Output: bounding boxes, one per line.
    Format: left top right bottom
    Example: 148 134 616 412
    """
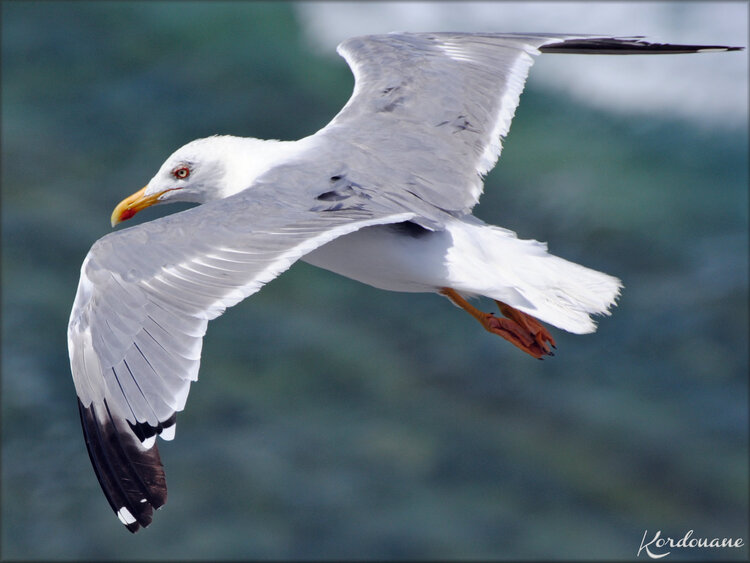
67 31 742 531
304 218 620 333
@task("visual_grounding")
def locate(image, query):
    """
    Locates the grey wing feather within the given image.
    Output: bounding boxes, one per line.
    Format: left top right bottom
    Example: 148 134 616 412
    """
318 32 742 216
317 32 569 214
68 179 414 531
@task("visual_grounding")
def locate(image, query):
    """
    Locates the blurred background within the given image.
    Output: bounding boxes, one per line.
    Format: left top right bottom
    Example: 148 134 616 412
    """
2 1 747 560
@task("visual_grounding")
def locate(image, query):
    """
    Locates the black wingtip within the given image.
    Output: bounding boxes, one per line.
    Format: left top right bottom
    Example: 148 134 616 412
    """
78 399 168 532
541 37 744 55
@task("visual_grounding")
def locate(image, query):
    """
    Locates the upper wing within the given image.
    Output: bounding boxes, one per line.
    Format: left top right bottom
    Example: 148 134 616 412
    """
317 32 742 215
316 32 579 215
68 178 414 532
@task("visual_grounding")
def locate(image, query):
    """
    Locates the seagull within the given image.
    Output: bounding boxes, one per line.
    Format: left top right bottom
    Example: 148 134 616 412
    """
68 32 742 532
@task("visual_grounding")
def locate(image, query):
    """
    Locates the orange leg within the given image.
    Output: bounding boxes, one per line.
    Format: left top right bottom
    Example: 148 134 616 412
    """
439 288 556 359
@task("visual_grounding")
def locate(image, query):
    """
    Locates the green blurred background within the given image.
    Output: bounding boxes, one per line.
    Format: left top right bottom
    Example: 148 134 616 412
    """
2 1 747 560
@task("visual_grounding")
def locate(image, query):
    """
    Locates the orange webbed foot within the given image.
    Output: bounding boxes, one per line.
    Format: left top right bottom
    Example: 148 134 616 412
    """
488 302 556 359
439 288 556 359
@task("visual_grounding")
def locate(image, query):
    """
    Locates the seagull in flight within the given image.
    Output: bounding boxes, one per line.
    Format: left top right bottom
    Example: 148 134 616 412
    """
67 32 742 531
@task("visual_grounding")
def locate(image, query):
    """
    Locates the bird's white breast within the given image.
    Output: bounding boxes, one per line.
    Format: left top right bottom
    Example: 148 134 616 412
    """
302 223 453 293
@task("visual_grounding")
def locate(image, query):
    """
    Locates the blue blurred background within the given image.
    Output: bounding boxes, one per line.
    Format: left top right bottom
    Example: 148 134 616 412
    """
2 1 747 560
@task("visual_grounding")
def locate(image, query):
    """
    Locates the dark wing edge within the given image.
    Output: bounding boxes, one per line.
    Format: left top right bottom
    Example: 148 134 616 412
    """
539 36 744 54
78 399 167 532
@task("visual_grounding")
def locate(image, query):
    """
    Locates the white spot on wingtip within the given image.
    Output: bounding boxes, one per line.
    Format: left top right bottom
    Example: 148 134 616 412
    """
140 498 147 504
161 424 176 441
117 506 136 525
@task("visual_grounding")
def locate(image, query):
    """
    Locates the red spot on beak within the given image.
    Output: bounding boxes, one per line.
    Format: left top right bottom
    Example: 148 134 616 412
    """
120 208 136 222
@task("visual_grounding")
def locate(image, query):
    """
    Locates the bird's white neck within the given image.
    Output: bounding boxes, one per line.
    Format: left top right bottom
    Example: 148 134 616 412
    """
216 136 311 200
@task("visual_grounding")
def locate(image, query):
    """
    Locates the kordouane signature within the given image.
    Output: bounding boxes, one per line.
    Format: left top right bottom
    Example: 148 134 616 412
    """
638 529 744 559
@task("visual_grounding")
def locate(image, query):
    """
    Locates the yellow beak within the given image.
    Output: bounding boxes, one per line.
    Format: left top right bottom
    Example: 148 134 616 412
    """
110 186 165 227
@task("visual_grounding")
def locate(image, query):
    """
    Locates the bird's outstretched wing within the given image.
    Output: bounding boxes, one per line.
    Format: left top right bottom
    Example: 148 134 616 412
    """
68 177 414 531
319 32 741 215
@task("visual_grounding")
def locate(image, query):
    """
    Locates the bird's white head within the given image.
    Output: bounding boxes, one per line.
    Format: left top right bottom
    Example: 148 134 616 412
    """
110 135 295 227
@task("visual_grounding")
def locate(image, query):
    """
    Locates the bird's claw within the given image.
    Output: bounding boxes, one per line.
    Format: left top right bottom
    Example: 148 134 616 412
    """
484 304 556 359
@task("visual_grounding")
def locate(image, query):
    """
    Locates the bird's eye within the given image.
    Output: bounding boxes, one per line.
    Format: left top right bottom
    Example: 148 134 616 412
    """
173 167 190 179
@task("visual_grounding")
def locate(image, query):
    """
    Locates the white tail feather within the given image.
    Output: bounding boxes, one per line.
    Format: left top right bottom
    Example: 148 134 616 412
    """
445 222 622 334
